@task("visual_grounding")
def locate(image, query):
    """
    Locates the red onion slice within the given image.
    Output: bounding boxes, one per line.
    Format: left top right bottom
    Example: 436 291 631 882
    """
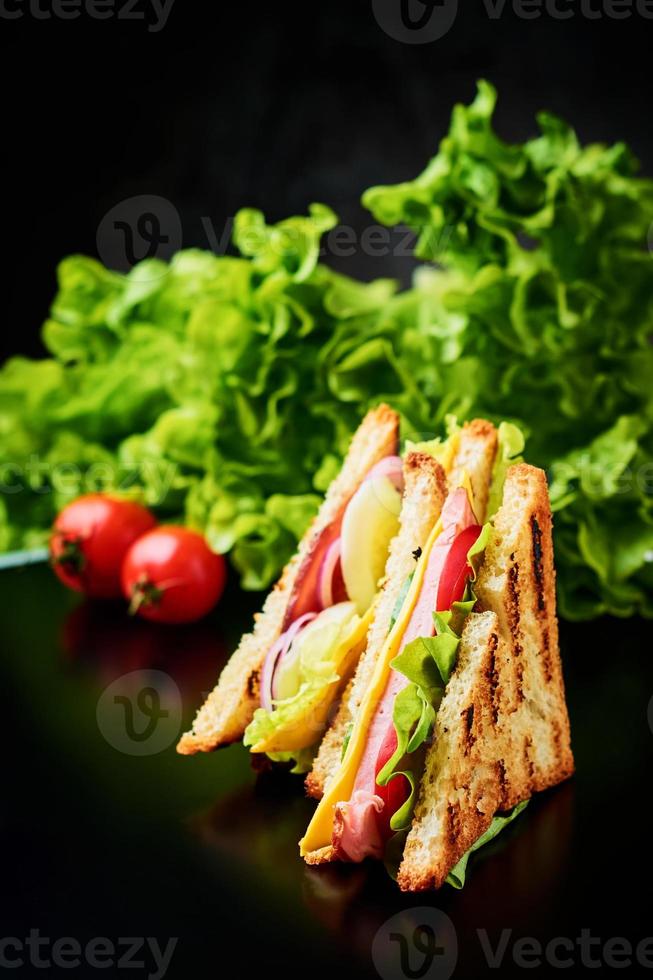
363 455 404 493
318 537 345 609
260 612 317 712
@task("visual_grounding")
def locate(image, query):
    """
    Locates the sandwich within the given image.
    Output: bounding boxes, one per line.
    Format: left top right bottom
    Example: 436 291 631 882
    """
178 409 498 774
177 403 402 761
306 417 499 798
299 427 574 890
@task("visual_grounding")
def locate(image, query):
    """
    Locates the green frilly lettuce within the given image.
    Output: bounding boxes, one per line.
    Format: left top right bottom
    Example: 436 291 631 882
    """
2 81 652 620
364 80 653 620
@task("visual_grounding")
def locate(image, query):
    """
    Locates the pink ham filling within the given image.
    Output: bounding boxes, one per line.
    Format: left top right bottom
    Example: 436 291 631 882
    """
333 486 477 862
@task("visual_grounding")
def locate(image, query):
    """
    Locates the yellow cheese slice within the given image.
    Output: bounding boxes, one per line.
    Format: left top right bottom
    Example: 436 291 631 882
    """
299 467 473 856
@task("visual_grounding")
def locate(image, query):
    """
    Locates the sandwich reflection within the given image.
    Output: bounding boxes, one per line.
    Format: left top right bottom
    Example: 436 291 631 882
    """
302 781 575 956
190 770 574 965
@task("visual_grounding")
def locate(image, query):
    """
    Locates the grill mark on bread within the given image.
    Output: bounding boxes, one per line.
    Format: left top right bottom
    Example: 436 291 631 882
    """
515 661 525 705
507 557 525 702
530 515 554 682
247 669 260 699
447 802 461 845
524 735 535 781
463 705 475 753
496 759 508 805
530 516 545 612
487 633 500 724
541 625 553 683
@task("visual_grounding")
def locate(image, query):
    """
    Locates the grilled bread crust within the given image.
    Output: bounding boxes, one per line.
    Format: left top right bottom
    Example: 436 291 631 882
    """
177 404 399 755
398 464 574 891
304 419 498 799
447 418 497 520
305 451 447 799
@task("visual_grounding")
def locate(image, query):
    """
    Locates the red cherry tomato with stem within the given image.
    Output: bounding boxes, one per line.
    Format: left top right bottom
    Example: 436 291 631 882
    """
50 494 157 599
121 526 226 624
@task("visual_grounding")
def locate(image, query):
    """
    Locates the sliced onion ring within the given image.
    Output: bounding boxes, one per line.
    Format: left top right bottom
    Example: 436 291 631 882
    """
318 537 343 609
364 455 404 493
260 612 317 712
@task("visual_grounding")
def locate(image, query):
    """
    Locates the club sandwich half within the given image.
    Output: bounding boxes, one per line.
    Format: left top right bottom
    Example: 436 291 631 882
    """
300 423 574 890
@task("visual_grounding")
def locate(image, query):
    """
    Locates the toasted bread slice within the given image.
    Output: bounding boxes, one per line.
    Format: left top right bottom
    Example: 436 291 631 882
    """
177 404 399 755
305 419 498 799
447 418 497 520
305 451 448 799
398 464 574 891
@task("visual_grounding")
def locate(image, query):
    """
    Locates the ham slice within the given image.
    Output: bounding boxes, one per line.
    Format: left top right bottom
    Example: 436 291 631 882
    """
333 487 477 861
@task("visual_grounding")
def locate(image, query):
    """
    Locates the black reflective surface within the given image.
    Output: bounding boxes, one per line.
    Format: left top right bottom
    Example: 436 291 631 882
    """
2 562 652 978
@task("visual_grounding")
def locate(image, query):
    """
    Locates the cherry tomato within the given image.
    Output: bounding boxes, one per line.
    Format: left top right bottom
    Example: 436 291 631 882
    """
121 526 226 624
374 723 411 840
436 523 483 612
50 494 157 599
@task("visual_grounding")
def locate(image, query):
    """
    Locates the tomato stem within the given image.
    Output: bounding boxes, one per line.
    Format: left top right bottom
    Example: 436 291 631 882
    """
51 536 86 574
128 576 163 616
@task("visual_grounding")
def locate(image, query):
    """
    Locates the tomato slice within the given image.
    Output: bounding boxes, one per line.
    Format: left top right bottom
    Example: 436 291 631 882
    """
374 723 410 840
435 523 482 612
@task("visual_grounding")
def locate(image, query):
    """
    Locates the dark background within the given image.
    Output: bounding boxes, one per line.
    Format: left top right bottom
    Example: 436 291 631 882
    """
2 5 653 979
2 3 652 361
